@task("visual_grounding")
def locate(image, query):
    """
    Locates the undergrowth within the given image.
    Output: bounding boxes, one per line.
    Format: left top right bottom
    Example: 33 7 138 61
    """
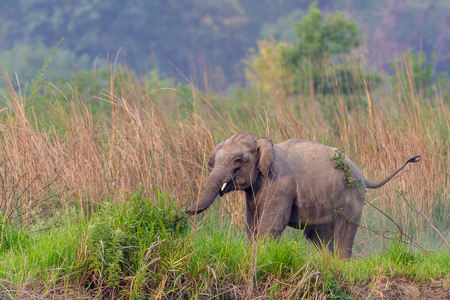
0 191 449 299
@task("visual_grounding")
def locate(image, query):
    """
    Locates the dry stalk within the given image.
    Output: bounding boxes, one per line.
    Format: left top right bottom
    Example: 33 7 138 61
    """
337 201 427 253
400 193 450 251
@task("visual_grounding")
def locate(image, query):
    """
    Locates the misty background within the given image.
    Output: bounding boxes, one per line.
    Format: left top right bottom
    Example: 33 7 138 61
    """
0 0 449 91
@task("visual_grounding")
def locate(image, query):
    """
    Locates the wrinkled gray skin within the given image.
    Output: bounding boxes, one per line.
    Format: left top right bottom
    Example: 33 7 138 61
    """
186 133 421 259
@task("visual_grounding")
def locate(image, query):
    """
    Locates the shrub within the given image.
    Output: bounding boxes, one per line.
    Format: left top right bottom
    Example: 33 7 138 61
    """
85 189 189 295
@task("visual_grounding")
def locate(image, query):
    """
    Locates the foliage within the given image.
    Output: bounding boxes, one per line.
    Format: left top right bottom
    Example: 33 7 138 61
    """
280 1 363 95
331 148 365 195
0 222 28 252
260 9 305 43
88 211 127 290
323 273 352 300
130 187 189 238
0 0 249 84
1 198 450 298
55 68 129 99
389 49 450 99
2 0 450 85
86 189 188 294
245 39 291 94
386 237 418 267
0 42 90 88
246 1 382 107
144 70 173 92
290 2 360 65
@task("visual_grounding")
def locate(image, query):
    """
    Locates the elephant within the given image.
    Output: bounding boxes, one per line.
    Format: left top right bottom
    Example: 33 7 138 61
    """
186 133 421 259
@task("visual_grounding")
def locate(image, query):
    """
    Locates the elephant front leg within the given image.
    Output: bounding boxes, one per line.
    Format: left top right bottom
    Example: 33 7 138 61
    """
253 193 294 239
245 194 257 240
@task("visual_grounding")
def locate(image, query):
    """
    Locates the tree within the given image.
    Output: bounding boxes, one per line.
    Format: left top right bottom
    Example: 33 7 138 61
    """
281 1 362 95
389 50 449 99
247 2 377 98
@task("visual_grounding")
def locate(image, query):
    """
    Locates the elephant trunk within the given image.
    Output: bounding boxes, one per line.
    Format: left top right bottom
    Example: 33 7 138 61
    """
185 170 226 215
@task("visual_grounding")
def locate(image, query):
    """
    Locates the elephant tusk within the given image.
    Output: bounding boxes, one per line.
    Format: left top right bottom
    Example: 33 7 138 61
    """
221 182 227 191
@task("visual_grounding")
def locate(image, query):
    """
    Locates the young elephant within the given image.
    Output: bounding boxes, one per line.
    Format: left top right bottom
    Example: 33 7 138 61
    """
186 133 421 259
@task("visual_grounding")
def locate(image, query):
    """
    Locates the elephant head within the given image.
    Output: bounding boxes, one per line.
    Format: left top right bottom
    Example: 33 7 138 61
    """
186 133 274 215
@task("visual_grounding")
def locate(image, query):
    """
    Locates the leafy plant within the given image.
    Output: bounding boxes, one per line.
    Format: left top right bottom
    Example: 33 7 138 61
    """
280 1 368 96
86 188 189 295
331 148 365 196
88 203 128 291
130 187 189 238
246 1 382 117
389 49 438 98
26 37 65 108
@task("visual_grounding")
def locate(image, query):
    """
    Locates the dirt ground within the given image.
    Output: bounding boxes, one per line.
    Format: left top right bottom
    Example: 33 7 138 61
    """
5 278 450 299
351 278 450 299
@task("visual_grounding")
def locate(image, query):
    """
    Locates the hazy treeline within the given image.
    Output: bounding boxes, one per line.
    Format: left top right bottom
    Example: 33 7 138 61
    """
1 0 450 86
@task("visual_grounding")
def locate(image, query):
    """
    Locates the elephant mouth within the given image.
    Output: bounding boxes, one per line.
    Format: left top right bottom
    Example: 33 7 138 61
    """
219 180 235 197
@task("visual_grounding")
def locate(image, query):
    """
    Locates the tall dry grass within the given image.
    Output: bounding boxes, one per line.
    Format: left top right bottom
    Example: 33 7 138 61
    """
0 74 219 222
0 54 448 243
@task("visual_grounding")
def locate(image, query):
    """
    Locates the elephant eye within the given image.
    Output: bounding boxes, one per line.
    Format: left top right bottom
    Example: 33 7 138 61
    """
234 157 243 164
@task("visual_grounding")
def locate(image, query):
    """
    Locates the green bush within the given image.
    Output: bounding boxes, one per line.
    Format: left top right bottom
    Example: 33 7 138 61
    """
86 189 188 293
88 207 127 290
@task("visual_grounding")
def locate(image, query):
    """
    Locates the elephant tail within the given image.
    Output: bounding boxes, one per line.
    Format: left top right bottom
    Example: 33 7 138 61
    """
364 155 421 189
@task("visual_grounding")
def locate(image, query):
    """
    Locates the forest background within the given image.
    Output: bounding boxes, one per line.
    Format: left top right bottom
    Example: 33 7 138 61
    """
2 0 450 88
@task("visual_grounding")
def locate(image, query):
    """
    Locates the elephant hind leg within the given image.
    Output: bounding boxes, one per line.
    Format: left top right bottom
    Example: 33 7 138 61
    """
304 225 335 254
333 191 364 259
333 217 359 259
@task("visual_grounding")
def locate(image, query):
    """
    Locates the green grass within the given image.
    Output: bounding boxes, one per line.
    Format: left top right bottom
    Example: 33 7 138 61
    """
345 246 450 284
0 209 84 286
1 191 449 299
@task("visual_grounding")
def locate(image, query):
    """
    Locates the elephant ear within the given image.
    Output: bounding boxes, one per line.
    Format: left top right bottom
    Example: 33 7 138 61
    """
257 137 275 177
207 141 225 168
